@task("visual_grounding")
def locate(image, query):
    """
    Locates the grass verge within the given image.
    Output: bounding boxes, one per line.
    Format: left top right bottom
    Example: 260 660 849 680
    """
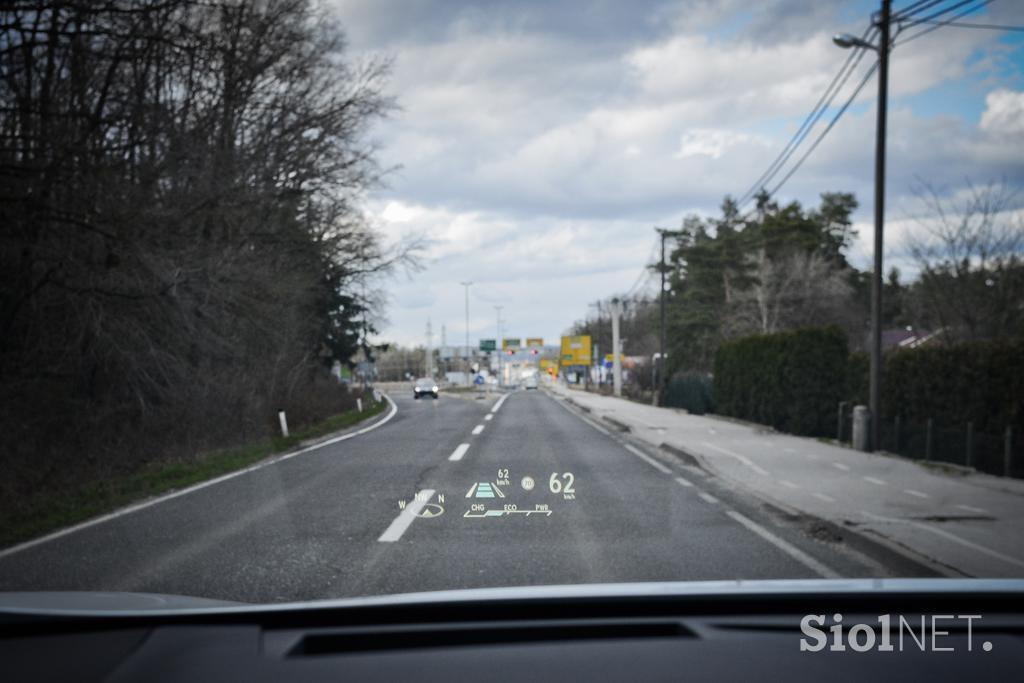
0 396 389 549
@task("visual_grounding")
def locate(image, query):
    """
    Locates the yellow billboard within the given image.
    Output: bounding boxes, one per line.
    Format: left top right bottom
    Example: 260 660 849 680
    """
560 335 592 366
526 337 544 348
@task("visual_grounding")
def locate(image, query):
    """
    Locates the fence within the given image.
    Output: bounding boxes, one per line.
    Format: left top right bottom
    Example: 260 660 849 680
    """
836 403 1019 479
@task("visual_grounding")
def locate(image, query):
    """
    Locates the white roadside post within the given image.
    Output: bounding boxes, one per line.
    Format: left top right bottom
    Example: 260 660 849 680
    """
357 397 363 413
610 299 623 398
277 410 289 438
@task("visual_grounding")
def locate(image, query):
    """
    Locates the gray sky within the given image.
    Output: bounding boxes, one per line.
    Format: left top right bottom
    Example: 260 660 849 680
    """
328 0 1024 348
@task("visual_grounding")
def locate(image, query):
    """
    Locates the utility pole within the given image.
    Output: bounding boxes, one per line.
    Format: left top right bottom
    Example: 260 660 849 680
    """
833 1 890 451
460 281 473 385
425 318 434 379
610 298 622 398
869 0 890 453
657 229 667 405
494 305 504 388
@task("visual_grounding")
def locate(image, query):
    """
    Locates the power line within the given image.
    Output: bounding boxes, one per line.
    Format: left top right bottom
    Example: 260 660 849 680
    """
763 61 879 200
901 0 980 25
736 24 876 208
893 0 946 19
625 237 660 298
737 0 1000 214
896 0 995 44
903 18 1022 32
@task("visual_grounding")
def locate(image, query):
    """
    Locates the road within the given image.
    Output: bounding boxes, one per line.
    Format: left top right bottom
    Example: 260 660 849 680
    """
0 389 920 603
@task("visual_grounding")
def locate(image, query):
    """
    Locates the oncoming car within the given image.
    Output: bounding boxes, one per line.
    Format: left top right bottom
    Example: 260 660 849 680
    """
413 377 439 399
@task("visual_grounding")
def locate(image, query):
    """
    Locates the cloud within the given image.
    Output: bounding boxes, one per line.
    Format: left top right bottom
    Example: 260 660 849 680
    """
327 0 1024 346
980 89 1024 137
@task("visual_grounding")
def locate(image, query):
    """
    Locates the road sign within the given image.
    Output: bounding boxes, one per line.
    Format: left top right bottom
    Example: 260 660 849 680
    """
560 335 592 366
479 339 496 351
502 338 521 350
474 374 484 385
603 353 625 368
526 337 543 348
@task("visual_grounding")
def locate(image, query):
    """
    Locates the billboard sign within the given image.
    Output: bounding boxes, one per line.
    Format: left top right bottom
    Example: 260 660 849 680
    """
479 339 496 351
526 337 544 348
502 338 521 350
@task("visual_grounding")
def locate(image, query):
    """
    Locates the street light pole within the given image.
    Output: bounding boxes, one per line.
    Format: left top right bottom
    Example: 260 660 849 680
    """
870 0 891 452
494 305 503 388
834 0 890 451
460 281 472 385
610 298 622 398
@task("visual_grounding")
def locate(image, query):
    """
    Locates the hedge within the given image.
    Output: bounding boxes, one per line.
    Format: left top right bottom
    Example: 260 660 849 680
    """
713 326 848 437
865 338 1024 436
664 372 715 415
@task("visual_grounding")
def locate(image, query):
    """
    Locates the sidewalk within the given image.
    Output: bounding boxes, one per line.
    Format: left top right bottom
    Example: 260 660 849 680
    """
547 382 1024 578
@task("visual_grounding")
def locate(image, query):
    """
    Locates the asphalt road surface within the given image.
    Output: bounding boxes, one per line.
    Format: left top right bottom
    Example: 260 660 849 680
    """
0 389 915 603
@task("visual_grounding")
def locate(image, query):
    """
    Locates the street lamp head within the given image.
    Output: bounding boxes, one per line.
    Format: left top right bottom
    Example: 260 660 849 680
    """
833 33 876 51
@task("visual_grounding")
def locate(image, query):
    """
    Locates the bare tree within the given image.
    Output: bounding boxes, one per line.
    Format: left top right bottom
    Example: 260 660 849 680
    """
0 0 409 513
905 180 1024 342
727 250 855 336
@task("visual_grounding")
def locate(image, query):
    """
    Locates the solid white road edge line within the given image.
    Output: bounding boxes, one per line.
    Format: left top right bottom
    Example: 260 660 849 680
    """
549 393 612 435
0 393 400 561
378 489 436 542
726 510 841 579
623 443 672 474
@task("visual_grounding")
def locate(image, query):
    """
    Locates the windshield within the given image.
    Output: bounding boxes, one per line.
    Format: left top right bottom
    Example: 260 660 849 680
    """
1 0 1023 607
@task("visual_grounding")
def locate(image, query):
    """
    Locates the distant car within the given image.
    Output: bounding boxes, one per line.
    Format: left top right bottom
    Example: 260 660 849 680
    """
523 375 538 390
413 377 439 399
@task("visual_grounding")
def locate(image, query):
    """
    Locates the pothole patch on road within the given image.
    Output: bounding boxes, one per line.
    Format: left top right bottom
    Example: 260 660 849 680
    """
806 521 844 544
912 514 996 523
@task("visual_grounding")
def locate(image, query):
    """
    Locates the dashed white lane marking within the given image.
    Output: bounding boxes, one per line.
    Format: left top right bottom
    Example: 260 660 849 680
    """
623 444 672 474
812 492 836 503
957 504 986 514
484 414 493 421
448 443 471 461
471 424 485 435
726 510 840 578
674 476 694 488
492 393 510 413
0 394 401 561
700 441 769 476
862 511 1024 570
863 476 887 486
904 489 929 499
778 479 800 489
698 492 719 505
378 489 435 542
833 463 850 472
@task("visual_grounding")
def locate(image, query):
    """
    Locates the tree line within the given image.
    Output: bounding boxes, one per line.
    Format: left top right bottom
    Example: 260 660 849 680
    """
570 181 1024 393
0 1 407 509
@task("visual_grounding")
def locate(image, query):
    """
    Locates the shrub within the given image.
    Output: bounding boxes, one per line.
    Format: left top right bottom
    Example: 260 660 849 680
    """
664 372 715 415
713 327 848 436
878 338 1024 436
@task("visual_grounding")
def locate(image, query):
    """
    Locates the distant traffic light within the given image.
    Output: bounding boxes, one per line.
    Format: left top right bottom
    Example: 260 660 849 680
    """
530 348 539 355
